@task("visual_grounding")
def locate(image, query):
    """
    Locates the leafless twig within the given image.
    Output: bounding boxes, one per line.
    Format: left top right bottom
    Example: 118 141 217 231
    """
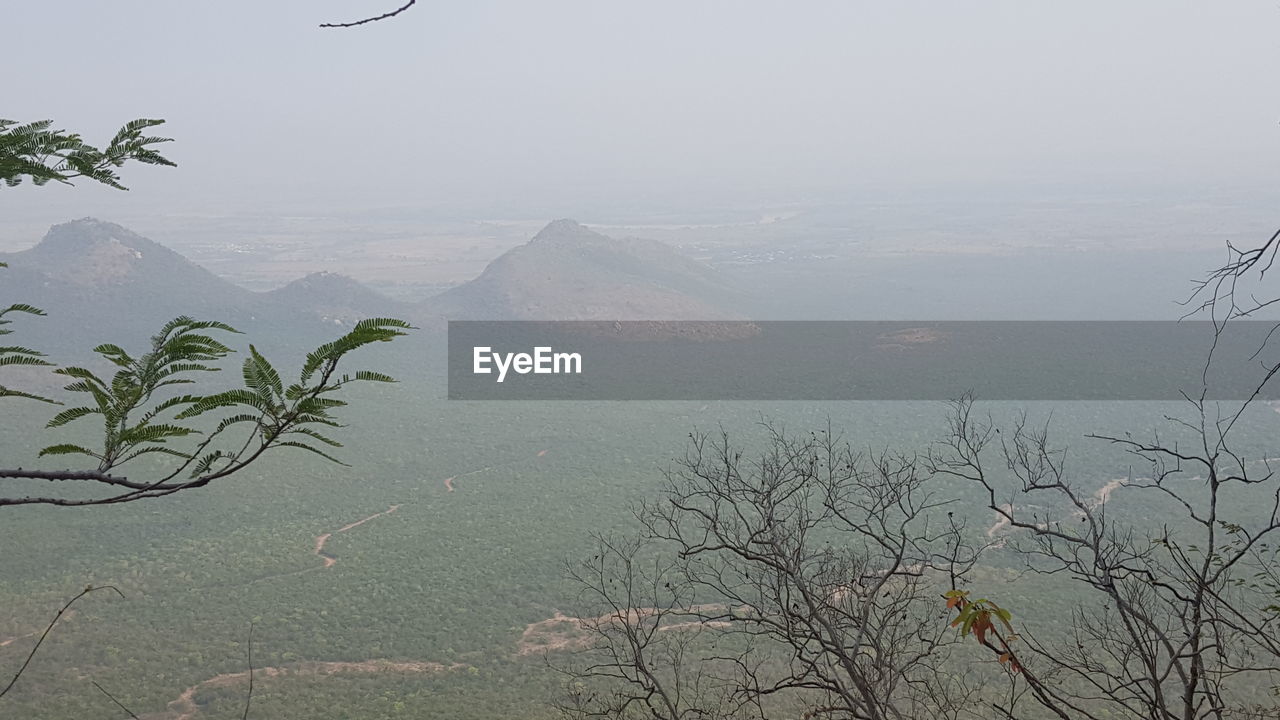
92 680 139 719
320 1 417 28
0 585 125 699
242 622 255 720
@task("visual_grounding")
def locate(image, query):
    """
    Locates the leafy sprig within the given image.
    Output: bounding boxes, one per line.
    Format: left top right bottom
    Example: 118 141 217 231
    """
3 316 412 506
945 589 1022 672
0 261 55 403
0 118 176 190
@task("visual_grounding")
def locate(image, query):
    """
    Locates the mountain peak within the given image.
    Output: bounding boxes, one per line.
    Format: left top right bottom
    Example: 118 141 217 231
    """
34 217 163 256
286 271 364 289
429 223 742 320
0 219 258 351
268 271 401 324
19 218 194 288
530 218 598 244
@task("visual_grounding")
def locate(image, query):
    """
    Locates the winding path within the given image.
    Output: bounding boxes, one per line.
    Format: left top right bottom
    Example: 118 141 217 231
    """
9 448 557 716
225 448 552 584
155 660 465 720
986 455 1280 545
441 449 548 493
986 478 1128 546
516 604 733 656
309 448 548 565
0 611 76 652
0 629 39 649
312 505 402 569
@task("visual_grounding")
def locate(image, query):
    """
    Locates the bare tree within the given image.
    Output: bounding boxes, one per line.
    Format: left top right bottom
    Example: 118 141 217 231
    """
563 228 1280 720
557 533 740 720
923 228 1280 719
931 392 1280 719
558 423 983 720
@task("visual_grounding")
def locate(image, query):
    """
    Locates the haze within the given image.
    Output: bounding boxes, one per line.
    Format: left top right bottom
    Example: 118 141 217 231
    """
11 6 1280 719
6 0 1280 221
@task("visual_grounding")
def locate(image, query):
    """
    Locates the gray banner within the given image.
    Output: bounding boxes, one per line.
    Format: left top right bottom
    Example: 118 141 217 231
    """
447 321 1280 401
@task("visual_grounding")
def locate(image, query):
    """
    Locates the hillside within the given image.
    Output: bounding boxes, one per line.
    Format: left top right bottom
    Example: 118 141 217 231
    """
266 271 411 326
427 219 743 320
0 219 403 356
3 218 253 308
0 217 750 364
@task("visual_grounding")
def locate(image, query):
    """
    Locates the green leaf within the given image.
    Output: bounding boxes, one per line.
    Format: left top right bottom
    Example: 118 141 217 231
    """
289 427 343 447
275 441 348 466
352 370 396 383
0 354 52 368
0 385 59 404
46 406 101 428
38 443 99 458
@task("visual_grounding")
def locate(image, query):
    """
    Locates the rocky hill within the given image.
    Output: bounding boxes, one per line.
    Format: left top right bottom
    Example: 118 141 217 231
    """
0 218 747 361
0 219 404 356
427 219 743 320
267 271 410 326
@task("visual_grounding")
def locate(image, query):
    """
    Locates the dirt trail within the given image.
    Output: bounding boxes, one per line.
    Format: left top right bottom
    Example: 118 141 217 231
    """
154 659 465 720
442 449 548 492
985 504 1014 539
987 478 1128 546
0 610 76 651
312 505 401 569
1088 478 1126 509
0 629 39 649
11 448 564 718
517 604 731 656
313 449 549 561
983 432 1280 544
0 630 37 649
192 449 553 584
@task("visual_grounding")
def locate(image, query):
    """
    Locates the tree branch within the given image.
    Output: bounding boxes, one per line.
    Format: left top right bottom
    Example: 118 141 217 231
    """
92 680 140 719
320 1 417 28
0 585 125 700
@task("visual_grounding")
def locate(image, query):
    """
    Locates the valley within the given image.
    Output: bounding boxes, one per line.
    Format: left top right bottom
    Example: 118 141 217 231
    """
8 5 1280 716
3 216 1280 718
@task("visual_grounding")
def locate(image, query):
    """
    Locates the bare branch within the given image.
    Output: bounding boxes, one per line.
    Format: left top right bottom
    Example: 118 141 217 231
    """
92 681 140 720
242 622 255 720
320 1 417 28
0 585 125 699
560 421 983 720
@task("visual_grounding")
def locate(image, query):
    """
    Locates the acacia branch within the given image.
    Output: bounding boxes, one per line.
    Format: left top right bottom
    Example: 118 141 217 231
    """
0 469 124 483
2 319 409 508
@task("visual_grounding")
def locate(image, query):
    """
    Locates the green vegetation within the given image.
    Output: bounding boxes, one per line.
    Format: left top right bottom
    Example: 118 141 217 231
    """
0 281 54 403
4 391 1278 718
1 117 413 511
4 116 1279 719
1 117 175 190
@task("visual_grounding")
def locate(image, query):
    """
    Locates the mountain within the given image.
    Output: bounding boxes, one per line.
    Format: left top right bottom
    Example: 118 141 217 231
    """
0 219 402 357
0 217 746 362
427 219 742 320
267 271 410 326
3 217 254 309
0 219 257 352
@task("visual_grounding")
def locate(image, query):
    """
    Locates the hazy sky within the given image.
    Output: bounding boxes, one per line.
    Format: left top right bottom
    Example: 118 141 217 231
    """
6 1 1280 218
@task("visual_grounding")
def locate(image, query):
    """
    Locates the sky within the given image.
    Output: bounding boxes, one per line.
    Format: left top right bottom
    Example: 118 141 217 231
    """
5 1 1280 219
